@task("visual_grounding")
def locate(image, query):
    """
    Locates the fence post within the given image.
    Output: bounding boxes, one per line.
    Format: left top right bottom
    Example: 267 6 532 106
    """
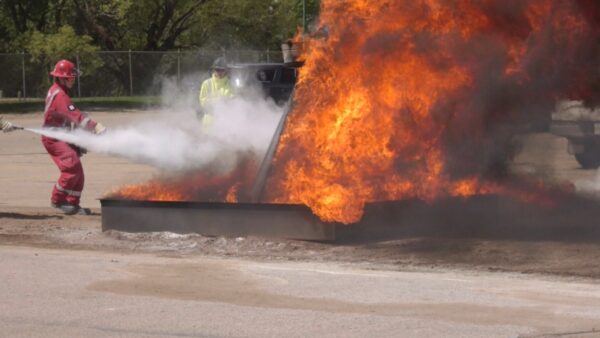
266 49 270 63
76 54 81 97
303 0 307 34
177 48 181 85
21 51 26 100
128 49 133 96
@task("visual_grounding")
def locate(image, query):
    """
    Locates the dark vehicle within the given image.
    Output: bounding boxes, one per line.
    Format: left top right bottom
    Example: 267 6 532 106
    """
550 100 600 169
228 63 298 105
551 120 600 168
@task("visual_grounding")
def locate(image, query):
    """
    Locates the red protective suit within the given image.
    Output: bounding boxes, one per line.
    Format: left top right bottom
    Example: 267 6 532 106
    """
42 82 98 207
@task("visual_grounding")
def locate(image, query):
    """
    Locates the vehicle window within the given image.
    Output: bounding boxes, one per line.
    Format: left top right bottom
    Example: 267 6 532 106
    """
257 69 276 82
280 68 296 84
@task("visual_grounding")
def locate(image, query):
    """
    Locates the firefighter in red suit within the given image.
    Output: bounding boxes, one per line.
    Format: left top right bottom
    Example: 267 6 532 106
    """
42 59 106 215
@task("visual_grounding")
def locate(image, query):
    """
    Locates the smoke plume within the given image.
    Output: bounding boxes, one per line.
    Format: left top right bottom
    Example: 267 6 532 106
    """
262 0 600 223
31 76 283 174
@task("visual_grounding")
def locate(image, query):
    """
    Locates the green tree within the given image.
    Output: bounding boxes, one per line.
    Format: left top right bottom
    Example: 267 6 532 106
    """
182 0 320 50
26 25 102 94
1 0 321 52
71 0 209 51
0 0 321 95
70 0 212 92
294 0 320 33
0 0 73 50
189 0 296 49
27 25 99 59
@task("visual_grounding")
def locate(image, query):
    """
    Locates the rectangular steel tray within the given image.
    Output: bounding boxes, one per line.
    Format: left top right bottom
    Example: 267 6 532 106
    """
101 199 335 241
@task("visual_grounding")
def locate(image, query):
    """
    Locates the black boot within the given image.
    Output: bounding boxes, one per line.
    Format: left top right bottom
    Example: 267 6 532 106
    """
52 203 91 215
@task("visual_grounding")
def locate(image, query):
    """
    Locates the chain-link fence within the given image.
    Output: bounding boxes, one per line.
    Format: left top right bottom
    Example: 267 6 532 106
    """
0 49 285 99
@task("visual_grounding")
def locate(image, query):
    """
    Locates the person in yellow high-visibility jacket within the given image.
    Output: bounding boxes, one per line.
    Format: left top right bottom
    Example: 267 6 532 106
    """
198 57 234 127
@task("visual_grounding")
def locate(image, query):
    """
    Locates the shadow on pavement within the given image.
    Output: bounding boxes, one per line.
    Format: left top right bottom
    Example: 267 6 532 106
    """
336 193 600 244
0 212 64 220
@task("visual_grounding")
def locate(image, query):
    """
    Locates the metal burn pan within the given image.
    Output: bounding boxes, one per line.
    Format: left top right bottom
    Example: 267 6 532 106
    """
100 199 335 241
102 195 600 243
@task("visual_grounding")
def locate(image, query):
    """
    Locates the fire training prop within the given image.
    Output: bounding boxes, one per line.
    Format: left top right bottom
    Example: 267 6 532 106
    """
250 89 295 203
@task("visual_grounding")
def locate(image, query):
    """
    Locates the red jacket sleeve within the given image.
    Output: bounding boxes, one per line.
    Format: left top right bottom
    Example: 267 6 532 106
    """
52 92 97 131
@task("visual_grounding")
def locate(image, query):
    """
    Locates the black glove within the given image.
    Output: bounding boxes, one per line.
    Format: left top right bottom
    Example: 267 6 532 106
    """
0 117 17 132
69 144 87 157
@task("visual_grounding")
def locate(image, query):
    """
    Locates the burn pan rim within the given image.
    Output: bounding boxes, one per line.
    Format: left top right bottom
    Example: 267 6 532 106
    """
99 198 329 213
100 198 337 241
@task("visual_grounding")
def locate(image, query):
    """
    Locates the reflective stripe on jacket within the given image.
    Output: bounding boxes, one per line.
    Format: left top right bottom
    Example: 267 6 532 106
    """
43 82 97 131
198 75 233 108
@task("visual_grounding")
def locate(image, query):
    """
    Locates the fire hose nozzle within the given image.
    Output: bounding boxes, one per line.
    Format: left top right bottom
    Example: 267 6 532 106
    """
0 120 23 132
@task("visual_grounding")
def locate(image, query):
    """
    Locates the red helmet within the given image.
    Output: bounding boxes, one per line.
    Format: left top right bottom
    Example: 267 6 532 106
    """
50 59 80 78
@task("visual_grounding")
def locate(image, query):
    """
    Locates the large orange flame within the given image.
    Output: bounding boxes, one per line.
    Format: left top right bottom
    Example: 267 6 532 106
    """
111 1 600 225
108 157 258 202
263 0 600 223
